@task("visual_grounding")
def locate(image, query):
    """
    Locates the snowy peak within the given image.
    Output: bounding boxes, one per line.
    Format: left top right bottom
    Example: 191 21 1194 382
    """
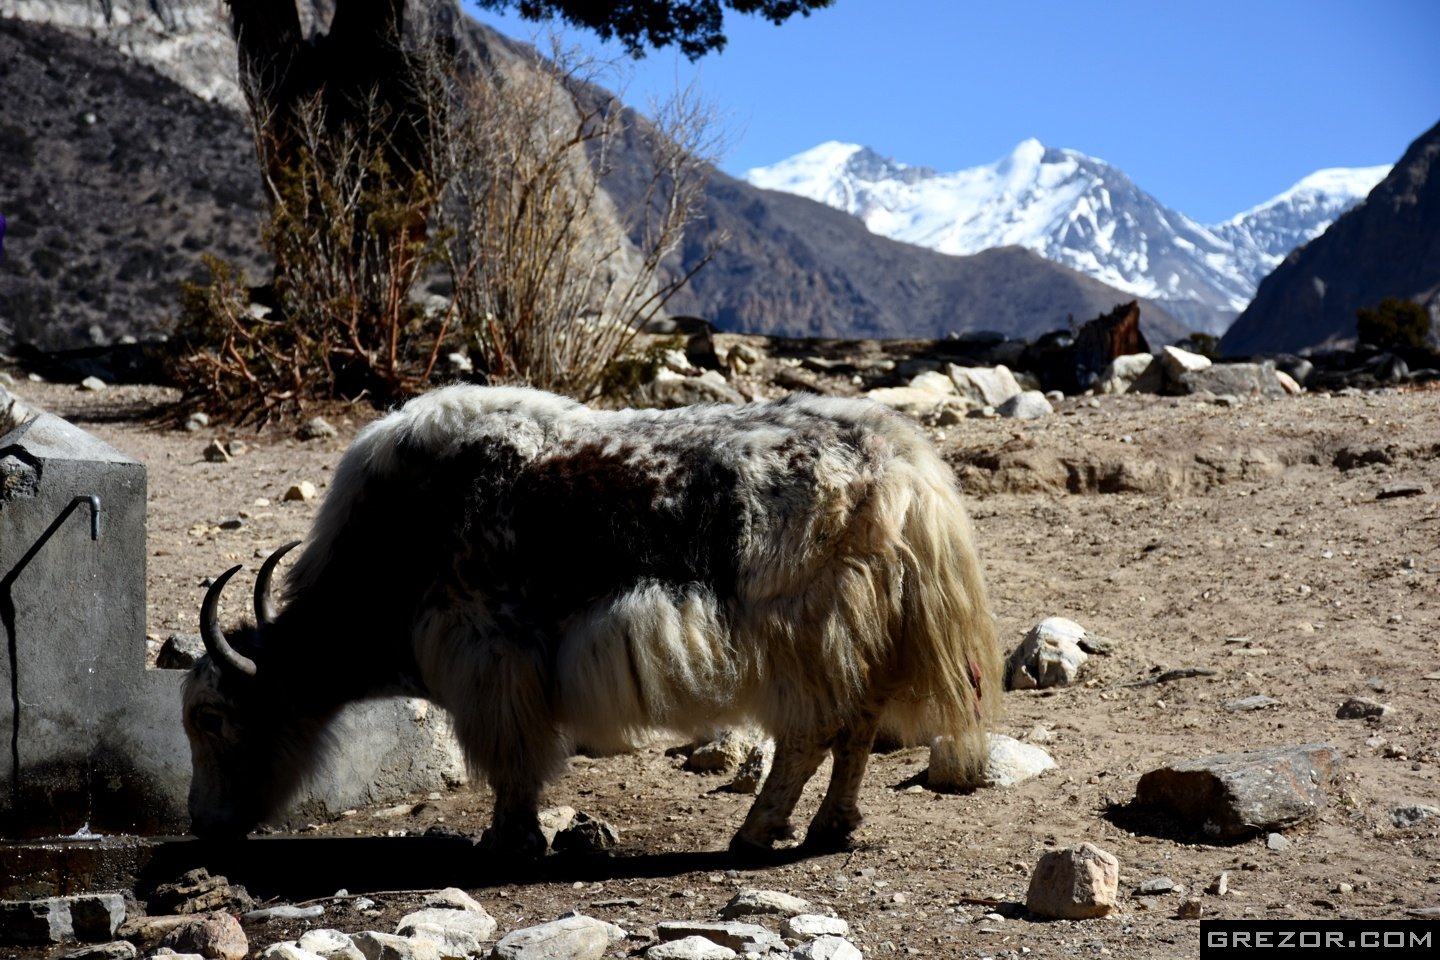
746 140 1389 335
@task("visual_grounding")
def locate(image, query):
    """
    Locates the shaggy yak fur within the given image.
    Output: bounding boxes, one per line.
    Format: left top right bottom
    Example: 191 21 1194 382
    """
184 384 1002 853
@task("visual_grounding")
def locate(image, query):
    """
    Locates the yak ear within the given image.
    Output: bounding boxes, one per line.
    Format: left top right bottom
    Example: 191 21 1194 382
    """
202 565 258 678
254 540 302 629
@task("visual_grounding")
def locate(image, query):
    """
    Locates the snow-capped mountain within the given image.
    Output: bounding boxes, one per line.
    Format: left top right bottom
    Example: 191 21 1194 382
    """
746 140 1388 335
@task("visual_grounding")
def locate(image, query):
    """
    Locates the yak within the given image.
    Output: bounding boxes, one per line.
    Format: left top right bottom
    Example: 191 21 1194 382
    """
183 384 1002 854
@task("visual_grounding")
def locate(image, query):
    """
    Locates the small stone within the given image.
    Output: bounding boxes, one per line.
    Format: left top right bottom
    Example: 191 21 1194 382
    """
1389 805 1440 829
1207 873 1229 896
202 439 232 463
1225 695 1279 712
1377 482 1429 500
719 890 811 920
156 633 206 669
1136 877 1177 895
491 916 625 960
1335 883 1354 895
791 936 863 960
1336 696 1391 720
184 412 210 432
997 390 1053 420
655 921 779 955
781 915 850 941
645 936 736 960
552 812 619 853
1176 899 1203 920
218 516 245 531
1005 617 1090 690
284 481 318 502
421 889 487 914
79 376 107 392
62 944 138 960
1404 907 1440 919
259 945 326 960
245 905 326 922
1267 832 1291 851
298 417 338 441
536 806 577 846
1025 842 1120 919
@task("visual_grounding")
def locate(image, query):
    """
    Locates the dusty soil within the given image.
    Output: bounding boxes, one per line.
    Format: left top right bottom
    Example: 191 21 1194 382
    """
6 360 1440 958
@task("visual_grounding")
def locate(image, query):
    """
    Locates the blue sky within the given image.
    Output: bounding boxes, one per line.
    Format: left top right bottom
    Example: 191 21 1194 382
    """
465 0 1438 225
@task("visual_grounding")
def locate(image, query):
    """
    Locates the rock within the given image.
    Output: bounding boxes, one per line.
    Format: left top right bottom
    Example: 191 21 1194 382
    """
184 412 210 432
1005 617 1091 690
638 370 744 408
864 386 970 422
973 733 1056 788
397 907 497 956
298 417 338 440
947 364 1022 407
552 812 619 853
156 633 207 669
1160 346 1212 383
1405 907 1440 919
536 806 577 847
1176 899 1204 920
246 905 326 922
718 890 811 920
79 376 108 392
1207 872 1229 896
1025 843 1120 920
684 727 768 775
202 439 232 463
1275 370 1303 395
1336 696 1391 719
68 895 127 942
1267 832 1291 851
157 913 249 960
1390 804 1440 829
1098 353 1162 395
1136 877 1177 895
723 737 774 794
997 390 1053 419
791 936 863 960
1377 482 1429 500
644 936 736 960
62 943 139 960
260 945 327 960
149 870 254 916
1180 361 1288 399
490 915 625 960
422 890 488 914
0 897 73 945
284 481 318 502
908 370 957 395
1134 742 1342 839
781 916 850 941
296 929 367 960
655 921 780 954
1224 696 1279 712
351 931 441 960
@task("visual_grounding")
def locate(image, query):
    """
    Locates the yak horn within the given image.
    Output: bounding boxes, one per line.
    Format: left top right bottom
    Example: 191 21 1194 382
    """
254 540 301 629
202 565 257 677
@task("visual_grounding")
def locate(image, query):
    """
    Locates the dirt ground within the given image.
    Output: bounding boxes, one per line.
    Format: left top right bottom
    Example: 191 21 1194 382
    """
6 360 1439 958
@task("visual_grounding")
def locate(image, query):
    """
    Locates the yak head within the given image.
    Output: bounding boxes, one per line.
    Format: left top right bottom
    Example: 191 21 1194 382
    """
182 541 318 838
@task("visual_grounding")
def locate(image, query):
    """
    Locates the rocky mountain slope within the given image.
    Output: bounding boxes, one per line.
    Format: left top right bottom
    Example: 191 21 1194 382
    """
0 0 1188 357
747 141 1387 337
1221 120 1440 356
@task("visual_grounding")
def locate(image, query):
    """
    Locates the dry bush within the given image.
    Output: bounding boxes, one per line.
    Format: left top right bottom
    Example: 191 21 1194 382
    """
171 31 719 421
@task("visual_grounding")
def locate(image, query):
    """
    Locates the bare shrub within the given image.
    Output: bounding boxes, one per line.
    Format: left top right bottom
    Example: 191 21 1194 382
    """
171 27 720 421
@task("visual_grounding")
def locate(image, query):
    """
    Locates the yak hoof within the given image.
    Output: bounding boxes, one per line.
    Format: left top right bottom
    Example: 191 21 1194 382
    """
480 823 548 857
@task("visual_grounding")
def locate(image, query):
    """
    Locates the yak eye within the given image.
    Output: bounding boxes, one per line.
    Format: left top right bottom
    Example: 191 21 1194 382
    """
194 709 226 737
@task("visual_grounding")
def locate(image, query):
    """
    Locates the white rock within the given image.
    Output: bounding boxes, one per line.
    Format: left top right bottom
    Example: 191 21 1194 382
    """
1026 843 1121 919
719 889 811 920
645 936 737 960
397 907 496 956
1098 353 1162 394
260 945 327 960
947 363 1022 406
351 931 441 960
1160 345 1212 382
536 806 577 846
907 370 957 395
864 386 968 421
422 889 487 914
997 390 1053 419
655 921 779 954
981 733 1058 787
781 915 850 941
1006 617 1090 689
791 935 864 960
490 915 625 960
78 375 108 391
298 929 366 960
1275 369 1303 395
284 481 318 502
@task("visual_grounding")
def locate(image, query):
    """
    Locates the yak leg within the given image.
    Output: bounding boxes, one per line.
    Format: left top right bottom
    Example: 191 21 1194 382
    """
803 707 882 851
730 732 826 854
